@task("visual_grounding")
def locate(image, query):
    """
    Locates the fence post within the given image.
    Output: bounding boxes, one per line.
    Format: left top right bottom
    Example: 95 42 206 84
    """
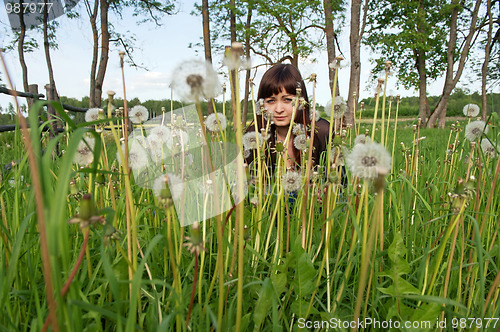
44 84 62 138
27 84 39 109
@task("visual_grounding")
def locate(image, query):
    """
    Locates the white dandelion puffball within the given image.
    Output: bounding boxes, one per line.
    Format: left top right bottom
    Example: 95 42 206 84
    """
309 109 321 122
170 129 190 149
242 132 263 150
74 136 95 165
147 135 166 162
205 112 227 132
129 105 149 124
255 98 265 115
465 120 488 141
354 134 371 145
293 134 308 151
292 124 306 136
281 170 302 192
170 59 221 103
325 96 347 119
330 146 345 166
463 103 480 117
346 141 392 180
481 138 498 158
85 108 100 123
118 139 148 171
153 173 185 200
149 125 172 145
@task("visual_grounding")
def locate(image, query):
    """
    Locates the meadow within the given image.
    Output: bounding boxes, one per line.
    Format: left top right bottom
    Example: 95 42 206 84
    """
0 59 499 332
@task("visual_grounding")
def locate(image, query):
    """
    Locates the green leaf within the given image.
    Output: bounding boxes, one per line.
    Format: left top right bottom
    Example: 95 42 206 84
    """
290 299 319 318
409 303 441 331
291 251 316 298
253 278 274 330
377 276 420 296
271 271 287 296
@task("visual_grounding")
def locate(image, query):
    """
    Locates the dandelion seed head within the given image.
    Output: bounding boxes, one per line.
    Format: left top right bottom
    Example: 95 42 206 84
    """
74 136 95 166
170 59 221 102
463 103 480 117
465 120 488 141
325 96 347 118
242 132 263 150
309 109 321 122
354 134 372 145
153 173 185 202
292 124 306 135
118 139 148 171
346 141 391 180
85 108 100 123
205 112 227 132
293 134 308 151
260 128 271 141
129 105 149 124
149 126 172 148
281 170 302 192
481 138 498 158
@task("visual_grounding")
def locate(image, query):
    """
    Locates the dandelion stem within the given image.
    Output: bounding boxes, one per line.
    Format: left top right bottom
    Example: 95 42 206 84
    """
0 51 59 332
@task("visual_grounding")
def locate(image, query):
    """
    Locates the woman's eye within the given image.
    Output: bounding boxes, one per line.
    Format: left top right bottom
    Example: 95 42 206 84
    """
265 99 275 104
284 98 293 103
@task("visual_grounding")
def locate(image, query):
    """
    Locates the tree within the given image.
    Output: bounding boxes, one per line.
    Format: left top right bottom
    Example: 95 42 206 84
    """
85 0 175 108
427 0 483 128
202 0 215 114
365 0 449 125
479 0 499 119
346 0 369 126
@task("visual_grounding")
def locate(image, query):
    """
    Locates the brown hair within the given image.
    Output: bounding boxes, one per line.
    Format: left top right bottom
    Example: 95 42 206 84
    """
246 63 329 170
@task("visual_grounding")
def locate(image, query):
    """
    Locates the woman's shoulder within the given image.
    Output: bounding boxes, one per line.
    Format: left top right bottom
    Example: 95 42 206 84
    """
314 118 331 137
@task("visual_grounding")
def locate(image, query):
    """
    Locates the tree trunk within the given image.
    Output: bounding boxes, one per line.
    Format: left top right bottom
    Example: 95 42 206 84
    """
416 52 430 124
346 0 368 127
17 1 30 106
427 0 482 128
43 5 60 137
242 4 253 127
88 0 99 108
94 0 110 109
481 0 493 120
323 0 337 94
230 0 237 130
202 0 215 115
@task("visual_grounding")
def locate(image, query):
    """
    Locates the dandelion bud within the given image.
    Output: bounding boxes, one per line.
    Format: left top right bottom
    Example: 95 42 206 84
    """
250 196 258 207
79 194 97 221
95 173 105 185
296 86 302 96
69 179 79 196
275 141 285 152
231 42 244 55
104 223 120 240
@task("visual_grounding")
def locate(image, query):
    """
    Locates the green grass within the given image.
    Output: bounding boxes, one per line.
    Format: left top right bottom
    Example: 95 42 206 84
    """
0 100 499 331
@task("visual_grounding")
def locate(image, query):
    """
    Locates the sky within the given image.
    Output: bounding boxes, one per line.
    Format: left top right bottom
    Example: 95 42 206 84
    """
0 0 480 112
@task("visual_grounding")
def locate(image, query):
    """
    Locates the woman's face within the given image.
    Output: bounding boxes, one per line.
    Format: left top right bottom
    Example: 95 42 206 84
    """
263 88 295 128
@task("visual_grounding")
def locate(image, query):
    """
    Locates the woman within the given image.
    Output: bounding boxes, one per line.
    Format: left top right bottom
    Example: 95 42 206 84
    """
244 63 331 172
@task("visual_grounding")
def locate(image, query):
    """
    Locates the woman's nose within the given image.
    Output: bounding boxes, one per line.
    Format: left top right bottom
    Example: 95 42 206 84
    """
274 102 284 113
